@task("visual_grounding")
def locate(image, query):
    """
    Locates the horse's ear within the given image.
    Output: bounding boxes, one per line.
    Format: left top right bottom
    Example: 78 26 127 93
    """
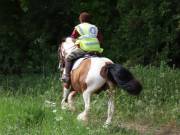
58 37 66 44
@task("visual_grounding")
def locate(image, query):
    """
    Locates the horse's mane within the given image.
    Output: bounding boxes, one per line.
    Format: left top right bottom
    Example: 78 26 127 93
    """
65 37 74 43
59 37 75 56
58 37 77 69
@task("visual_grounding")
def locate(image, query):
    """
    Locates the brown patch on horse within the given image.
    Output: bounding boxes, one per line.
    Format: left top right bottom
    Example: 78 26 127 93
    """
71 59 91 92
100 62 113 79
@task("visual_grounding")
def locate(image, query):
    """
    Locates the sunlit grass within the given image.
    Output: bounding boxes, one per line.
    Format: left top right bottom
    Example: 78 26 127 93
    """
0 65 179 135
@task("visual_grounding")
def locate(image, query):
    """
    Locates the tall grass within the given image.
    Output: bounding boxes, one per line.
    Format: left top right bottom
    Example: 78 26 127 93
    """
0 65 179 135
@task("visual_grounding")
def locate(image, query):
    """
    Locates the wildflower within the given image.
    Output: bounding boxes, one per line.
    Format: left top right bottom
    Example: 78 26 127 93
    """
44 100 56 107
55 116 63 121
52 109 57 113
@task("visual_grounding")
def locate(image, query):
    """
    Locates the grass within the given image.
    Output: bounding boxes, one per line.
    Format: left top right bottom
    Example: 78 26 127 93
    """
0 65 179 135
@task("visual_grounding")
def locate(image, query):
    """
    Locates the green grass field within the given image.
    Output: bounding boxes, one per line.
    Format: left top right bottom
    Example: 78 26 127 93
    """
0 65 179 135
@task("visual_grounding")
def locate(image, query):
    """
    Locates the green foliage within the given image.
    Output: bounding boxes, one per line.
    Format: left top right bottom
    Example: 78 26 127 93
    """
0 0 73 74
0 0 180 73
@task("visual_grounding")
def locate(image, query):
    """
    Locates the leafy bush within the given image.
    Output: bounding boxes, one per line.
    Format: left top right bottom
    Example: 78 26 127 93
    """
0 0 180 74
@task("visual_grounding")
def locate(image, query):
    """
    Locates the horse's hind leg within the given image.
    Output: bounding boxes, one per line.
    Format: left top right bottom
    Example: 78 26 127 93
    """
104 82 115 127
77 90 92 122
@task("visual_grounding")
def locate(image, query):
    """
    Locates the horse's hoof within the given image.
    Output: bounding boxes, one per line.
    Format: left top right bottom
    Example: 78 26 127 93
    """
103 123 110 128
103 121 111 128
61 106 67 110
77 112 88 122
61 103 68 110
68 106 76 112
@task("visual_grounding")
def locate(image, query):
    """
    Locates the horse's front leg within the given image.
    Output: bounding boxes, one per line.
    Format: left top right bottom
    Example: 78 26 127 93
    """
67 91 77 111
77 90 91 122
61 86 70 110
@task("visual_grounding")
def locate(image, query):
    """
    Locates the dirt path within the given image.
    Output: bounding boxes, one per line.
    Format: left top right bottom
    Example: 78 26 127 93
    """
118 121 179 135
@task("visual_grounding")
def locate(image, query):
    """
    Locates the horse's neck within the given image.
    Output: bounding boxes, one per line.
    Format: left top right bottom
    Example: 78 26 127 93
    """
63 42 75 50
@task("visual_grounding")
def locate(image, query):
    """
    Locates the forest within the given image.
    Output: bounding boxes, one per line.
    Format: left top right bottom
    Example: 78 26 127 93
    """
0 0 180 74
0 1 179 134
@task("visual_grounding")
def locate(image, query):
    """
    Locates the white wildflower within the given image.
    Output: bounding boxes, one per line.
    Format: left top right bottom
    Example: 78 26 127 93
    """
55 116 63 121
44 100 56 107
52 109 57 113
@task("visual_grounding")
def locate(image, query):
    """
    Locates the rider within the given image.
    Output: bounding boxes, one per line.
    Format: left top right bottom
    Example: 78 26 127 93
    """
61 12 103 84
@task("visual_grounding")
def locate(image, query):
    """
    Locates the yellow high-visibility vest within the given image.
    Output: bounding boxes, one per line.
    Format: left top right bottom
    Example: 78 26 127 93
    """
75 23 103 53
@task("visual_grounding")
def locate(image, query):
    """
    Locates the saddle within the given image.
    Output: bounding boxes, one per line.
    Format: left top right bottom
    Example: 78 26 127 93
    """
72 53 100 70
60 53 101 83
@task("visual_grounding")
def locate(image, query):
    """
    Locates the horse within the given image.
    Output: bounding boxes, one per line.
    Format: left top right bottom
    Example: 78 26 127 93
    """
58 37 142 126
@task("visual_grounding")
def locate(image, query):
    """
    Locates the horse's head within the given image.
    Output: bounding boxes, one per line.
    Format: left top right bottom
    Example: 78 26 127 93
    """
58 37 76 71
59 37 76 58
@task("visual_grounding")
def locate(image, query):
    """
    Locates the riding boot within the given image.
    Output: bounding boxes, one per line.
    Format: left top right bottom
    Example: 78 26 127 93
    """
61 60 73 83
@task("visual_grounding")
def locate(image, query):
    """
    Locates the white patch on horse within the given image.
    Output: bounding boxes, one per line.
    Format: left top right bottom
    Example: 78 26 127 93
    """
85 57 113 92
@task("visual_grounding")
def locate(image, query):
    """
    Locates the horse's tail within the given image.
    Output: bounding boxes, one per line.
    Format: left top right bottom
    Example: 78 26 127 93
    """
107 64 142 95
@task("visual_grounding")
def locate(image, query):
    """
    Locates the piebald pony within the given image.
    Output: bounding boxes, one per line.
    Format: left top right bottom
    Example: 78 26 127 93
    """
58 37 142 126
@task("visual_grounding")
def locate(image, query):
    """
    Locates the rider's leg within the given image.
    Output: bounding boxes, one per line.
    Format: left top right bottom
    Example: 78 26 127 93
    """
61 59 73 83
62 59 73 82
62 48 86 83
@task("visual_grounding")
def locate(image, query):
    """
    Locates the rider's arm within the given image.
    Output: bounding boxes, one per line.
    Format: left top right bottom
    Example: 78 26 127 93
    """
71 29 79 39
